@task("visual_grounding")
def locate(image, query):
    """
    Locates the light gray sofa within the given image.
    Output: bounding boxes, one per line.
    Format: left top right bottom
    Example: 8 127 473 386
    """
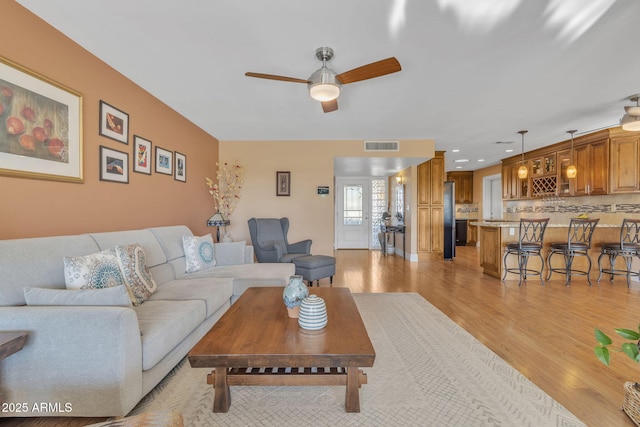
0 225 294 418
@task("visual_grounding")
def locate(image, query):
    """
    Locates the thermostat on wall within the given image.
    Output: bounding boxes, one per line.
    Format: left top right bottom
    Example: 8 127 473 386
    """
317 186 330 195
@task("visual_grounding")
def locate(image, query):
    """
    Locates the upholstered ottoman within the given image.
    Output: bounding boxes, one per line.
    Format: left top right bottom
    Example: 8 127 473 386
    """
292 255 336 286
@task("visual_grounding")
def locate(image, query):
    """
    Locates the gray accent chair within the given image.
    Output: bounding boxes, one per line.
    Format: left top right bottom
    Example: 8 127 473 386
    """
248 217 312 263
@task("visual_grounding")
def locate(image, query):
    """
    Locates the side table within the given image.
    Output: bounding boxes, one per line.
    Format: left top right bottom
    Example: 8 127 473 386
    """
0 332 28 361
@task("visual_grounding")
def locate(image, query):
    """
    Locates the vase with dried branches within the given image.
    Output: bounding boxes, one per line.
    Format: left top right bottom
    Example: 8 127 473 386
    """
205 161 244 241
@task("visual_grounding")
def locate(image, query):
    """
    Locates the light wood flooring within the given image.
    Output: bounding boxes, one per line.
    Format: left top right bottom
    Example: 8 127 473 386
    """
4 246 640 426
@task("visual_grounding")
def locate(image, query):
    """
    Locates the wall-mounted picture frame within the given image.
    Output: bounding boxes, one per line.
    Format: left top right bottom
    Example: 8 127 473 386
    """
0 56 83 183
99 145 128 184
276 171 290 196
132 135 152 175
155 146 172 175
174 151 186 182
99 100 129 144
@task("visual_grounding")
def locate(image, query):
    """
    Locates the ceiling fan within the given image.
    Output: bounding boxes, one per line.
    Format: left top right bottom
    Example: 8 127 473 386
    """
245 47 401 113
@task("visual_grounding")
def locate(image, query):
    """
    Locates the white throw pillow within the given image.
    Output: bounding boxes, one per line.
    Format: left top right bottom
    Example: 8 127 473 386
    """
64 248 129 291
24 285 132 307
182 234 216 273
214 241 246 266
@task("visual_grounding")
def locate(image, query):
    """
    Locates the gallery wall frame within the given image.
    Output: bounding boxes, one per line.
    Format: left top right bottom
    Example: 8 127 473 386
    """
174 151 186 182
276 171 290 196
155 146 172 175
99 100 129 144
0 56 83 183
99 145 128 184
133 135 152 175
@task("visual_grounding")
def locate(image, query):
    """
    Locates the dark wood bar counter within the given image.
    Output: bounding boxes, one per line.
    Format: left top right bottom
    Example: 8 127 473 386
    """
473 221 621 281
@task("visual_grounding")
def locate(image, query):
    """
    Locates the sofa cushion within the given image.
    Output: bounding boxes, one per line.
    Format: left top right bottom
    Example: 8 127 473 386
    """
0 234 100 306
148 225 193 261
115 244 158 305
90 229 168 268
214 241 246 266
149 277 233 318
23 285 132 307
134 299 206 370
202 263 295 296
182 234 215 273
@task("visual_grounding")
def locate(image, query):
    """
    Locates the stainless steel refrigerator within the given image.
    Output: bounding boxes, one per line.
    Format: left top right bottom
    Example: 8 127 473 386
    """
443 181 456 260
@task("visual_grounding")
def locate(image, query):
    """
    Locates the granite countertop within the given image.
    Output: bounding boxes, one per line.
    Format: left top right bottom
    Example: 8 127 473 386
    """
471 221 619 228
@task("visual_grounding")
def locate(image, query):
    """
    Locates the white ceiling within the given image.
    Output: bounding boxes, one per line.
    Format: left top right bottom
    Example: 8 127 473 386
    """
15 0 640 176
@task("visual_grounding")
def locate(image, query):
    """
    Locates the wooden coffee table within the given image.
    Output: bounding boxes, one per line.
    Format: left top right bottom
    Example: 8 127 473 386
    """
188 286 375 413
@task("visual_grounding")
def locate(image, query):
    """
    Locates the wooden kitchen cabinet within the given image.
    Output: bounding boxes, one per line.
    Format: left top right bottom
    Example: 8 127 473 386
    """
417 152 445 260
610 135 640 193
502 161 528 199
447 171 473 203
574 139 608 196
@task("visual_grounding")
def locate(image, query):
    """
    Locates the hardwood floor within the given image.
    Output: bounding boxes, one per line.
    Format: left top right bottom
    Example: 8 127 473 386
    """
4 246 639 426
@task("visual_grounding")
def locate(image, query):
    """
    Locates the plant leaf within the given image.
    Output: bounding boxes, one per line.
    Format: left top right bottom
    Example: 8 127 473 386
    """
595 346 610 365
615 329 640 340
595 329 612 345
622 342 640 361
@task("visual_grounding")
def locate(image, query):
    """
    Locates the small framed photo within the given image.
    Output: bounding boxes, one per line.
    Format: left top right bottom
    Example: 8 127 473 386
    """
99 101 129 144
174 151 186 182
132 135 152 175
99 145 128 184
276 171 290 196
155 146 172 175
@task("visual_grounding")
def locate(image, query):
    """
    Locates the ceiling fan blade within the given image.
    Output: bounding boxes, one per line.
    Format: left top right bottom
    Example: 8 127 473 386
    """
336 57 401 84
245 72 309 84
322 99 338 113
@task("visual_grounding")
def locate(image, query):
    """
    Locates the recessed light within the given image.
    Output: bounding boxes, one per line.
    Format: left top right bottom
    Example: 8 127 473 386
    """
456 166 462 169
452 149 460 153
454 159 469 163
505 149 514 153
477 159 485 162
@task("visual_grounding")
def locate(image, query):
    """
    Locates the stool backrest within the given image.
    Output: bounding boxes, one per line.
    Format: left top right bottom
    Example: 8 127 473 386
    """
518 218 549 247
566 218 600 249
620 218 640 249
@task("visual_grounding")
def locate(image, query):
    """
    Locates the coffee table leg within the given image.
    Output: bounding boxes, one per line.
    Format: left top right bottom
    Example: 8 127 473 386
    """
213 367 231 413
345 367 360 412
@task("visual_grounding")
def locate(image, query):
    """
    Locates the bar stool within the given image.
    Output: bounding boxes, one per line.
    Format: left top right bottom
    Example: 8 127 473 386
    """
502 218 549 285
546 218 600 286
597 218 640 287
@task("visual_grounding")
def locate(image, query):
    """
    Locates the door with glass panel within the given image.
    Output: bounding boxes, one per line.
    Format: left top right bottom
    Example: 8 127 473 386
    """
336 178 371 249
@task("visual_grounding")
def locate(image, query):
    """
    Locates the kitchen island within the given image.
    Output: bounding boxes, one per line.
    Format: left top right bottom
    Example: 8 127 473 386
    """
472 220 621 280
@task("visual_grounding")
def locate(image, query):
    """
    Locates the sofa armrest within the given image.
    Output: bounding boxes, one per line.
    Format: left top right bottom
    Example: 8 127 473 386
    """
0 306 142 417
288 239 312 254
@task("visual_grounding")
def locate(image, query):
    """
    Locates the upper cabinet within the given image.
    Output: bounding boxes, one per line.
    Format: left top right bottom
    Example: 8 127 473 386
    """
446 171 473 203
501 127 640 199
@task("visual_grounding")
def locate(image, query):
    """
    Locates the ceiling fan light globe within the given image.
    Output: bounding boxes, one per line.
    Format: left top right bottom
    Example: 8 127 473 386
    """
621 114 640 131
626 106 640 117
309 83 340 101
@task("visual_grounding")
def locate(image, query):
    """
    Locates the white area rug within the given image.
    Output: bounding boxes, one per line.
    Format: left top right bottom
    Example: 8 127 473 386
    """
129 293 585 426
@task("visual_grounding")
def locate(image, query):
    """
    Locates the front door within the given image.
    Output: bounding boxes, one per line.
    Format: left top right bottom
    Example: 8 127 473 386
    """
336 178 370 249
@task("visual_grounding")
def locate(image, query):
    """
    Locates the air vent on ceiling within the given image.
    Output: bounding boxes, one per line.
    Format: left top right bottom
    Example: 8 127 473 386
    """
364 141 400 152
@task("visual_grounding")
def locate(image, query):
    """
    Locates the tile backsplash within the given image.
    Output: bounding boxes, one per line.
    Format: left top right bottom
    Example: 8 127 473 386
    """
504 193 640 224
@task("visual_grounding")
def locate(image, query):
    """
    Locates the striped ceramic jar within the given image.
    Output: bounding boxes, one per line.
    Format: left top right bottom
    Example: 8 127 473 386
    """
298 294 328 330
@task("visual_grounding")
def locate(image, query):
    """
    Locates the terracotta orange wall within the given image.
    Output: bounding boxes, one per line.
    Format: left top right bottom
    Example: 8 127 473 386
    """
0 2 218 240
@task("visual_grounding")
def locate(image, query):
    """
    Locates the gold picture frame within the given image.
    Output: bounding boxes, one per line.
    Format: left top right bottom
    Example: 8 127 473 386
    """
0 56 83 183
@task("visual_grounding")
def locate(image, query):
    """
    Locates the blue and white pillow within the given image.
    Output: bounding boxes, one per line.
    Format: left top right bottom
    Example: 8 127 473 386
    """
182 234 216 273
64 248 128 291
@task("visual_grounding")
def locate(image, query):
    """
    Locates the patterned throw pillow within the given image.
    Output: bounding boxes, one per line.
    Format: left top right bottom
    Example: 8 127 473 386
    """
115 244 158 306
182 234 216 273
64 248 128 291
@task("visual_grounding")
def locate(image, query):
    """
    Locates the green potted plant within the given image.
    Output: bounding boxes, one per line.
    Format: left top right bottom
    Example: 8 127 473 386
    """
594 326 640 426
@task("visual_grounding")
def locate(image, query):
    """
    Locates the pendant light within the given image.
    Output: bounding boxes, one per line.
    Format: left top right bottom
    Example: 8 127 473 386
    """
621 96 640 131
517 130 528 179
566 129 577 179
